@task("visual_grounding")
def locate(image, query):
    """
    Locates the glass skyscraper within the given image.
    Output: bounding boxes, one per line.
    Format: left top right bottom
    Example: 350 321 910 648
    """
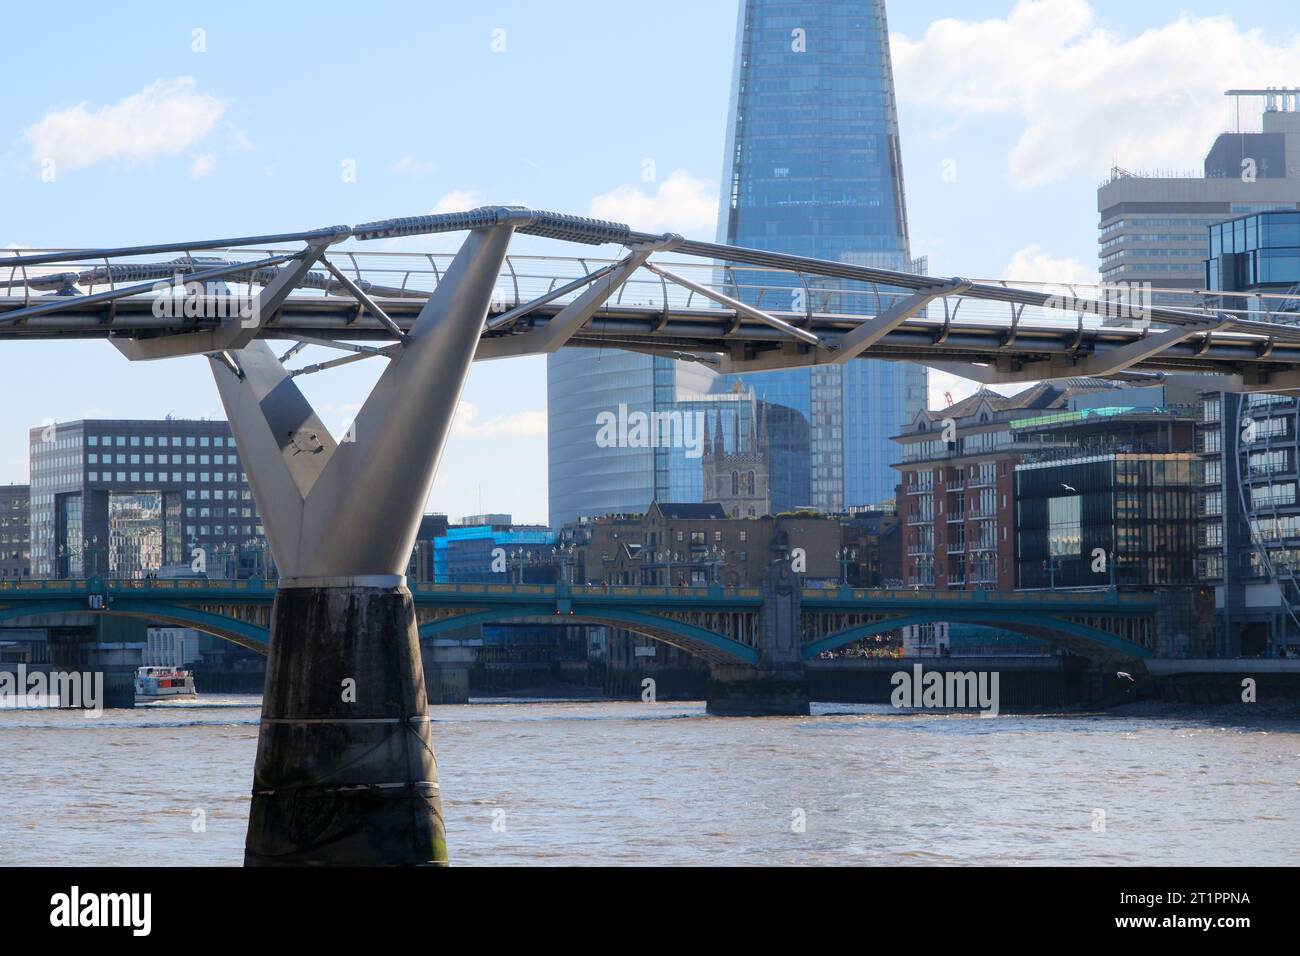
547 0 923 527
713 0 924 512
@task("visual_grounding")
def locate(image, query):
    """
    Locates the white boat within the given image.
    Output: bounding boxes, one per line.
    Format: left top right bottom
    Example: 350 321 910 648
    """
134 665 197 702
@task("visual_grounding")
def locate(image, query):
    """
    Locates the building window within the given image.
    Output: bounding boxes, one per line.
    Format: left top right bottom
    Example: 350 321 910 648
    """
1048 495 1082 557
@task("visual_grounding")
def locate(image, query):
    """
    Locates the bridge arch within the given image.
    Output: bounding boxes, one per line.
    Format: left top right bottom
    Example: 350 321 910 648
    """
0 601 270 653
802 610 1153 662
418 606 759 665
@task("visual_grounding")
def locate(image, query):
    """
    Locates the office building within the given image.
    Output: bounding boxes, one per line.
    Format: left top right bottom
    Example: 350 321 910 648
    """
713 0 925 513
1015 452 1199 591
0 484 30 580
433 518 556 584
1196 210 1300 656
27 419 267 579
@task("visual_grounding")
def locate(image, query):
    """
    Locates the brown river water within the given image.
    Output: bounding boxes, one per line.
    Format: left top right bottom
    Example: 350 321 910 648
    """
2 697 1297 866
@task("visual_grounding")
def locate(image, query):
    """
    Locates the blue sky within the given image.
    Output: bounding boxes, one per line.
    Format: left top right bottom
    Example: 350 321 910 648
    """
3 0 1299 523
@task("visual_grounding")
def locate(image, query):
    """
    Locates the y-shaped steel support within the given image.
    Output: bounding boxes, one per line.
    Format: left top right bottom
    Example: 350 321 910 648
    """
209 221 519 865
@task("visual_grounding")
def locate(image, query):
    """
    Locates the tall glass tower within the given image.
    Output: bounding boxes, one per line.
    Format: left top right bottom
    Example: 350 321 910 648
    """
714 0 924 512
547 0 922 527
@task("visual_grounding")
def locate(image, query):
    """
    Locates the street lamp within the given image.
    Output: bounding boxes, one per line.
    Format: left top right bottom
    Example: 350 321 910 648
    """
1047 555 1063 590
550 543 577 584
706 546 726 584
837 546 858 586
655 549 672 587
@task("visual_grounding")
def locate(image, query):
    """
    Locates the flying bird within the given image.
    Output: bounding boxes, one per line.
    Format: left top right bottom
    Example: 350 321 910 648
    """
1061 483 1077 492
1116 672 1134 682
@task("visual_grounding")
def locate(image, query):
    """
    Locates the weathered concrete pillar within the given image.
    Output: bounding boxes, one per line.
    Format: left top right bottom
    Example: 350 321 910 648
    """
246 585 445 865
707 526 810 716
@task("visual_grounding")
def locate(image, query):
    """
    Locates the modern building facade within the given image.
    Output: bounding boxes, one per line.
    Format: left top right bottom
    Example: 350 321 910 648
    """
0 484 30 580
432 519 556 584
1196 210 1300 656
28 419 267 579
713 0 925 513
1098 90 1300 309
547 0 924 527
1015 453 1199 591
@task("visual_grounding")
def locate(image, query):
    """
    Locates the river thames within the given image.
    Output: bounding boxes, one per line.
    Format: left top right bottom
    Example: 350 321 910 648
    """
2 697 1297 866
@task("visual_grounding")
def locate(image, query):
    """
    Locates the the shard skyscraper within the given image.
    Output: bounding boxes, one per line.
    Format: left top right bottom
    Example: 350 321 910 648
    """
547 0 923 527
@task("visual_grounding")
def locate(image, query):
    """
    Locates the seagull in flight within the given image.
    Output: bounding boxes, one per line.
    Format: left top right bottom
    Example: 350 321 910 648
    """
1116 671 1135 682
1060 482 1077 492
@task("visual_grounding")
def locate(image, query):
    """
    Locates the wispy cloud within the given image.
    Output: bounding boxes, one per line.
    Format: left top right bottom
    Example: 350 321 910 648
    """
390 155 436 176
25 77 227 173
452 401 546 439
589 170 717 234
432 190 480 213
190 154 217 179
1001 243 1098 285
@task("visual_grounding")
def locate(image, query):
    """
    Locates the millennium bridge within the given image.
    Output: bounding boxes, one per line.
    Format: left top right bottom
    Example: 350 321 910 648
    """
2 205 1290 865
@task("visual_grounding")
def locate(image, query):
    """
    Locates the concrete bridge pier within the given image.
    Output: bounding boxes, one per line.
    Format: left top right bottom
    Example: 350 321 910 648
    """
706 533 810 716
246 584 442 865
205 214 537 865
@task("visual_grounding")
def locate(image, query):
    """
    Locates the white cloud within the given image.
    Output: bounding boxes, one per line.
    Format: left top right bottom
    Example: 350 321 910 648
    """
25 77 227 173
190 154 217 179
452 401 546 439
589 170 717 234
432 190 480 214
390 155 435 176
891 0 1300 186
1001 243 1098 285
